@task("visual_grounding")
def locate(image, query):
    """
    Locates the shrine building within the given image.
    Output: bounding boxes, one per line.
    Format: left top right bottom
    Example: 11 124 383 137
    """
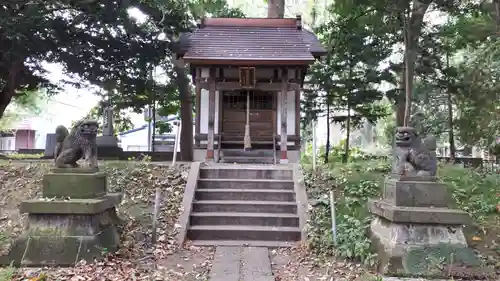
176 16 325 163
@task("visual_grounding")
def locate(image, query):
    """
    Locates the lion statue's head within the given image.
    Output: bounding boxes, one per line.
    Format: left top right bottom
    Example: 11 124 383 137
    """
72 119 99 139
394 126 418 147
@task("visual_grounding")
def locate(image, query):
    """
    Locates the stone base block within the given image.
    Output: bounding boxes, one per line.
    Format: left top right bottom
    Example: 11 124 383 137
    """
43 170 106 199
383 179 451 208
96 135 119 147
368 199 469 225
96 136 123 159
370 217 480 276
21 193 122 214
4 207 122 267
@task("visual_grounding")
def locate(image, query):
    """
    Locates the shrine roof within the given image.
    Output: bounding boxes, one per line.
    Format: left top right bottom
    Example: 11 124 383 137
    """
177 17 326 65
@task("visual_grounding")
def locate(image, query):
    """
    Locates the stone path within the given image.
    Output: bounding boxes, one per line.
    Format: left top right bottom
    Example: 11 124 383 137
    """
208 246 467 281
209 246 273 281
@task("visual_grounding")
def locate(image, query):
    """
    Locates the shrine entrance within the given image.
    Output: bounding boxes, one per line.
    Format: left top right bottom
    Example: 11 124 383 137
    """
221 90 276 149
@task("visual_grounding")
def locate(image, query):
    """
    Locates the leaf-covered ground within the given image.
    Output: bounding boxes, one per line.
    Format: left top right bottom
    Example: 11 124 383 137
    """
0 161 214 281
271 245 367 281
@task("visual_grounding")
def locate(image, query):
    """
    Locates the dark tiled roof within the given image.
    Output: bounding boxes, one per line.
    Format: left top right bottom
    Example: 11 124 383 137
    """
178 18 325 63
303 29 327 56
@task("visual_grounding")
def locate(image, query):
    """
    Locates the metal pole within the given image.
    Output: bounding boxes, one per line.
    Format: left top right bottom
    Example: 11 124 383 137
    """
151 186 161 244
312 120 317 170
330 190 337 245
152 73 156 153
147 106 152 152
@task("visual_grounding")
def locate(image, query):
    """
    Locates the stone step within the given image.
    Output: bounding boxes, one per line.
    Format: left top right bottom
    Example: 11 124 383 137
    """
191 240 298 247
200 167 293 180
192 200 297 213
220 156 274 164
221 149 275 157
197 178 294 190
187 225 301 241
189 212 299 227
195 189 295 202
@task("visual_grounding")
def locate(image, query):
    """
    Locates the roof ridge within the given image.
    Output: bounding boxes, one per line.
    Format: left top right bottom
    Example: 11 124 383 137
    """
202 18 297 28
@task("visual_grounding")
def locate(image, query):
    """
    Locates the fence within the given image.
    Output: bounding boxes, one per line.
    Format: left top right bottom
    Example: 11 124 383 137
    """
363 155 499 174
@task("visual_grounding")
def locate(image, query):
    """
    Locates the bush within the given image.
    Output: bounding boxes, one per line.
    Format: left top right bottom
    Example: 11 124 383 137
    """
439 163 500 225
5 153 43 159
303 159 387 266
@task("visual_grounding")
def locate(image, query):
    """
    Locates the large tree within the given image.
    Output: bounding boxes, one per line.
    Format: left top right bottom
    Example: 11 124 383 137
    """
146 0 244 160
0 0 189 119
306 0 394 162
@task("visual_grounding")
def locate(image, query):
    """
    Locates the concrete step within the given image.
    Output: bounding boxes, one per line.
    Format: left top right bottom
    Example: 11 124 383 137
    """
189 212 299 227
192 200 297 213
195 189 295 202
222 149 275 157
191 240 298 247
187 225 301 241
220 156 274 164
197 178 294 190
200 167 293 180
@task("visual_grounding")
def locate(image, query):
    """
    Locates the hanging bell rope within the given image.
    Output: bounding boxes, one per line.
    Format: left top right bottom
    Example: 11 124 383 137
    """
244 91 252 151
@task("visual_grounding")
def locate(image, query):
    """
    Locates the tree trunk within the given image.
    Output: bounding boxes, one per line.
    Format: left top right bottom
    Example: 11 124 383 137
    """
447 89 456 163
395 1 430 126
173 60 194 161
343 104 351 163
0 60 25 120
268 0 285 18
445 50 456 163
494 0 500 33
324 101 330 163
0 90 14 120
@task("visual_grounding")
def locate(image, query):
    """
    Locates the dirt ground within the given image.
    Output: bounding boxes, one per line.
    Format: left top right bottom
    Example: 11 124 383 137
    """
0 161 215 281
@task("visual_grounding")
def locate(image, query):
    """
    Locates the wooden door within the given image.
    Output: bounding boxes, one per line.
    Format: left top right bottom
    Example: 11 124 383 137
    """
222 91 275 143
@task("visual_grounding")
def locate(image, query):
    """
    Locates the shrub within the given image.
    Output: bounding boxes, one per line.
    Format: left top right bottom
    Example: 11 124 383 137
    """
303 159 386 266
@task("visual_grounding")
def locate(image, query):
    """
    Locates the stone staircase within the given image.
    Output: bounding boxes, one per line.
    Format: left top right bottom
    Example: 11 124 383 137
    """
185 164 302 247
219 149 275 164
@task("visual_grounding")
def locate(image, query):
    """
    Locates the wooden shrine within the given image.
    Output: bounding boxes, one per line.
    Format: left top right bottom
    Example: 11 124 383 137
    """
176 16 325 163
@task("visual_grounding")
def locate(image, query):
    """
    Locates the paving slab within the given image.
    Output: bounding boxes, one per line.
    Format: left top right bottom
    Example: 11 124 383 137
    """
209 246 274 281
209 247 241 281
240 247 274 281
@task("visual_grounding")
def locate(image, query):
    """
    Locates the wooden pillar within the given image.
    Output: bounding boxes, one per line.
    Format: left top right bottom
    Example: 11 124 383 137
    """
195 68 201 148
295 88 300 147
206 67 216 161
280 68 288 163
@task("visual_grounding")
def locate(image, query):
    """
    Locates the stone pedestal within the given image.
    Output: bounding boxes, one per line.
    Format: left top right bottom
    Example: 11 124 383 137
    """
42 133 57 158
4 168 123 267
96 136 123 159
368 177 480 276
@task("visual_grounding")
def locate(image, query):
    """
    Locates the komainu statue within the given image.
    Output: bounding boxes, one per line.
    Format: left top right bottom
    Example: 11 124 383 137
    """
54 119 99 168
392 126 437 177
407 134 437 176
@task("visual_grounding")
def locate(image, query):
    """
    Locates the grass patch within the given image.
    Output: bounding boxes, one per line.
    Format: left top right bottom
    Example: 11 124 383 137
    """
3 153 43 160
0 265 16 281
